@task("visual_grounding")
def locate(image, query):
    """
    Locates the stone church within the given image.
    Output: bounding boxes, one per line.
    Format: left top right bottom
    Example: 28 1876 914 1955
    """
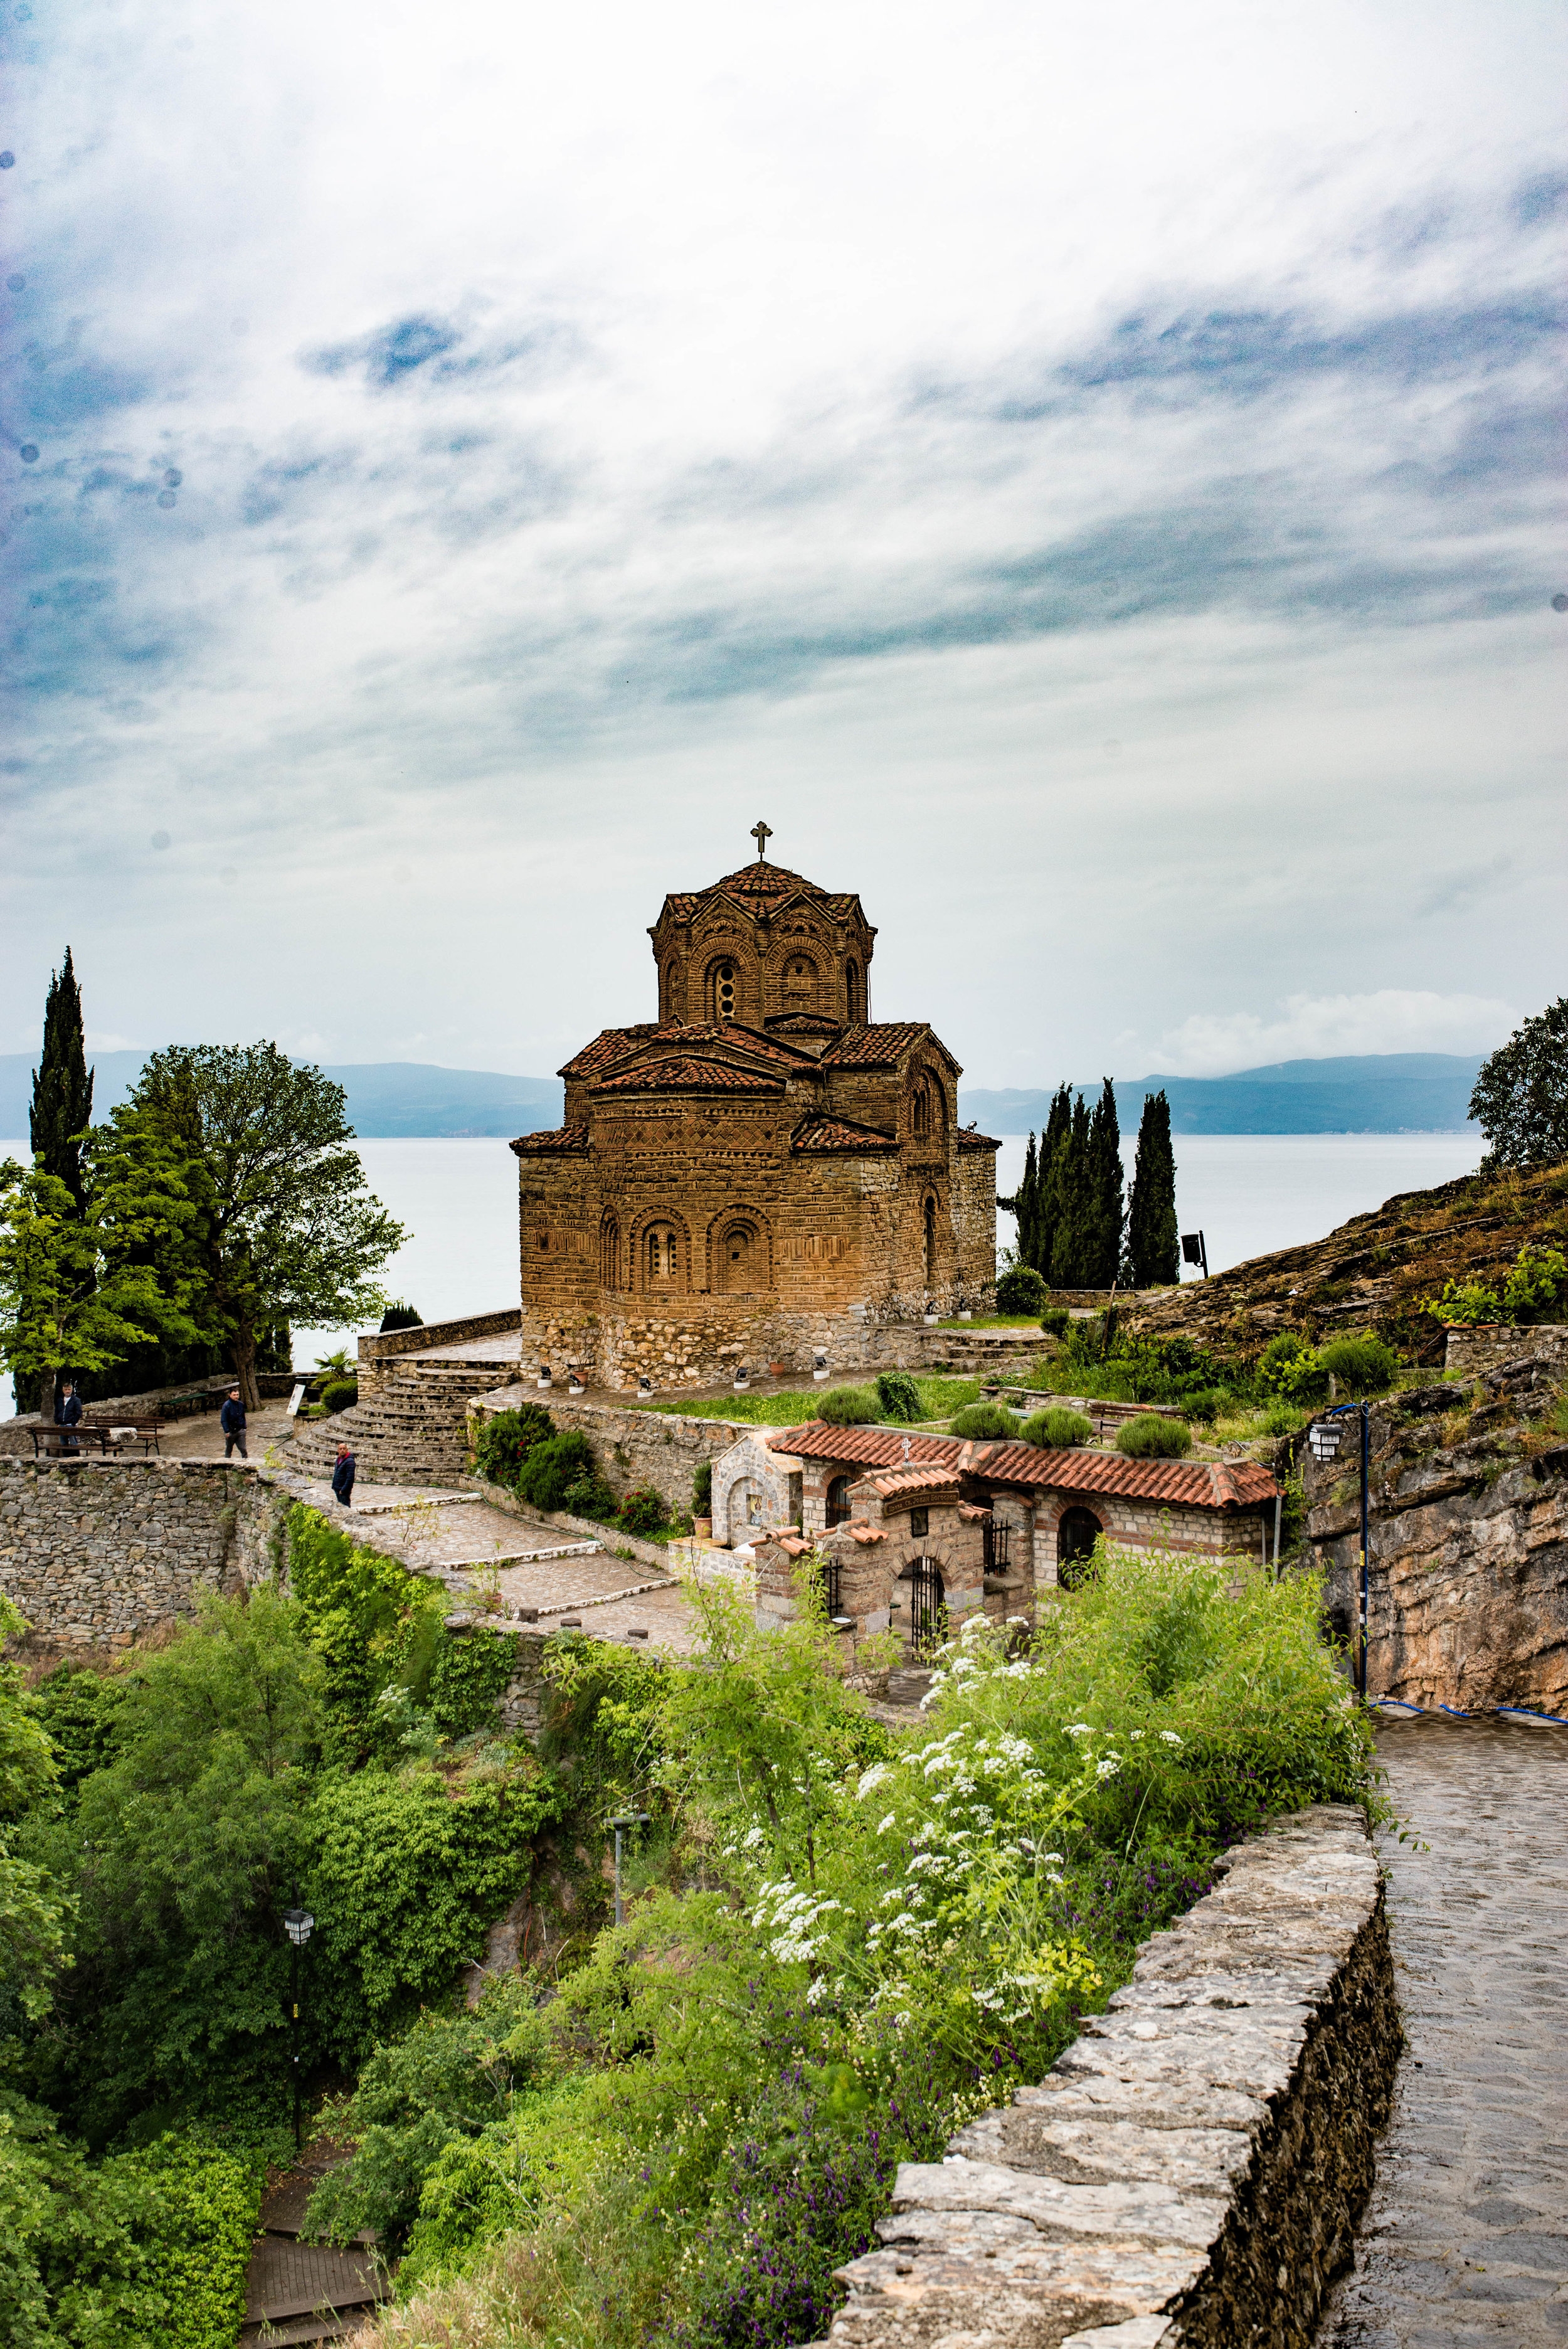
511 830 999 1391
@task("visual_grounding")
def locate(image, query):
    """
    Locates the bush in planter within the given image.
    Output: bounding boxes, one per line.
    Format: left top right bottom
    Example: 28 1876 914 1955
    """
1021 1406 1093 1449
472 1404 555 1487
321 1378 359 1414
948 1402 1019 1441
995 1264 1047 1316
1317 1333 1399 1396
617 1485 667 1537
379 1301 423 1332
1115 1413 1192 1460
517 1429 598 1512
815 1384 879 1425
562 1473 620 1521
876 1371 923 1424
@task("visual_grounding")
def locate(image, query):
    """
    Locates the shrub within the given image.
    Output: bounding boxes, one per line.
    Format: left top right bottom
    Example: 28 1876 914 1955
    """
1183 1387 1223 1426
517 1429 598 1512
692 1460 713 1514
995 1263 1048 1315
814 1384 879 1424
321 1378 358 1414
1115 1413 1192 1459
379 1302 423 1332
562 1473 620 1521
1317 1333 1399 1396
948 1402 1019 1441
472 1404 556 1487
1022 1405 1093 1448
1419 1277 1502 1326
1503 1243 1568 1324
1260 1399 1301 1436
1040 1305 1072 1338
1258 1332 1329 1406
876 1370 923 1423
617 1484 667 1536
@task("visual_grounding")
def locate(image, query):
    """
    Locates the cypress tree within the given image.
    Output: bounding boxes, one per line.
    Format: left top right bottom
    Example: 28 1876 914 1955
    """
1049 1092 1093 1285
1084 1078 1125 1287
30 947 94 1212
1034 1083 1073 1278
1015 1132 1040 1271
1128 1089 1179 1285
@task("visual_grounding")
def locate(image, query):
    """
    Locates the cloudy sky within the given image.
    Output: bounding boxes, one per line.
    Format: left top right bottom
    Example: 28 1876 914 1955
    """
2 0 1564 1091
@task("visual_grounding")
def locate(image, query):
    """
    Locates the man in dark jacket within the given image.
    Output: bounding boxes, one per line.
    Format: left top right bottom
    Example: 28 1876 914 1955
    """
55 1379 82 1452
331 1443 356 1508
220 1388 247 1460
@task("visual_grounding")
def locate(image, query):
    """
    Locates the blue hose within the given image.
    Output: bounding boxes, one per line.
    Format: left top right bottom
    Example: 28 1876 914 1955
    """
1495 1704 1568 1727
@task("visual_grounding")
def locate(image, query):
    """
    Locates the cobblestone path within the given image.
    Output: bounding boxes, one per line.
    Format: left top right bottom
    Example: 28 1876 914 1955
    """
1320 1716 1568 2344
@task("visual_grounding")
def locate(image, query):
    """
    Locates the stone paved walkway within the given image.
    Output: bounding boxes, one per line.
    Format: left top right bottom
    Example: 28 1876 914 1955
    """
1319 1716 1568 2345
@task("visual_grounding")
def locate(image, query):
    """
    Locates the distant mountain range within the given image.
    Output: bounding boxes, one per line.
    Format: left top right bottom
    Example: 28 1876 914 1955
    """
0 1049 1482 1142
958 1055 1483 1136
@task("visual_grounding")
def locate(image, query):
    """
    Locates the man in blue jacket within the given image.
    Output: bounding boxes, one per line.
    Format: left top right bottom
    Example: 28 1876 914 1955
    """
220 1387 247 1460
55 1379 82 1452
332 1443 356 1509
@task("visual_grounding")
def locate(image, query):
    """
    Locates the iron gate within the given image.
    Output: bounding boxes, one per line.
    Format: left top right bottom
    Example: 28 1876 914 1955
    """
908 1557 946 1657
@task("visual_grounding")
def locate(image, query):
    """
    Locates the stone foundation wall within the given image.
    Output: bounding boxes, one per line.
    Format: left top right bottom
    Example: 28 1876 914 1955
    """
821 1803 1393 2349
469 1385 754 1520
0 1459 290 1653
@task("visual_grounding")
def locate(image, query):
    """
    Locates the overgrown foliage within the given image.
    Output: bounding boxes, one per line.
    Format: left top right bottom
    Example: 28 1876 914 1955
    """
1421 1241 1568 1328
1114 1413 1192 1459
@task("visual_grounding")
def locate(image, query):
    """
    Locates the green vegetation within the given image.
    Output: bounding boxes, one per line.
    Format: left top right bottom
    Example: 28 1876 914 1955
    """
994 1263 1047 1315
321 1553 1372 2349
380 1302 424 1332
1258 1330 1398 1408
874 1369 923 1423
472 1412 687 1540
1470 996 1568 1174
1003 1081 1126 1290
1114 1413 1193 1460
1126 1090 1179 1286
1021 1406 1093 1448
947 1401 1019 1440
1421 1241 1568 1328
654 1375 985 1426
813 1383 879 1424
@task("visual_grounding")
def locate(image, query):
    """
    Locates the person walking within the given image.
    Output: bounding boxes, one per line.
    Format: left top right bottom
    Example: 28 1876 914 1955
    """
55 1378 82 1453
331 1443 356 1509
220 1387 248 1460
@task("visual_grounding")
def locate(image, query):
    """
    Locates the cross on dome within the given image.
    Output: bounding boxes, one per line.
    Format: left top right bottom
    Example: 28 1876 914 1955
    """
750 819 773 860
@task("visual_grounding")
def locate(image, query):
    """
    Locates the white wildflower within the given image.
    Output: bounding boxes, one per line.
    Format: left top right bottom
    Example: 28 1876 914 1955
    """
875 1811 896 1836
1096 1756 1122 1780
856 1763 892 1800
1159 1731 1183 1745
1066 1722 1093 1736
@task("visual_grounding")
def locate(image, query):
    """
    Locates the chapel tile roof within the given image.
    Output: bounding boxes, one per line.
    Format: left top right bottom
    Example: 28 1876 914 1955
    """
819 1022 932 1068
768 1423 1277 1510
790 1113 899 1154
957 1125 1002 1152
561 1020 814 1083
592 1054 785 1095
509 1125 591 1155
864 1465 961 1505
559 1024 668 1079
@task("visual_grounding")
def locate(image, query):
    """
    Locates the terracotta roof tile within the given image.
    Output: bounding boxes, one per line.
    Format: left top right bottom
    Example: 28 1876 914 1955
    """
819 1022 931 1068
846 1521 889 1544
709 859 829 898
957 1125 1002 1152
790 1113 899 1154
866 1466 961 1505
558 1024 667 1079
509 1125 591 1155
593 1054 784 1095
975 1444 1278 1509
769 1424 963 1471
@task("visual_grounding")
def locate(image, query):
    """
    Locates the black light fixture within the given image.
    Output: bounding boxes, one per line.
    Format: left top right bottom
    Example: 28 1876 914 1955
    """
813 1350 829 1384
537 1362 552 1390
733 1363 750 1391
282 1899 315 2150
1180 1231 1209 1278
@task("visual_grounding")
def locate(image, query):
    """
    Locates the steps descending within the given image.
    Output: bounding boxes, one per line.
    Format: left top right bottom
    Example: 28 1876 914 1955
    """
285 1362 499 1487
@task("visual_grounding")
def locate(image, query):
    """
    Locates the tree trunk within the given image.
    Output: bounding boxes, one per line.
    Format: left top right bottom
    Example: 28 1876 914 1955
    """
231 1322 261 1413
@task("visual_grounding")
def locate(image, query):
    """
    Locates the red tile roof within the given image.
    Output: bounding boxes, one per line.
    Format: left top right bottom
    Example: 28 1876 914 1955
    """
769 1423 1276 1510
711 859 829 898
563 1021 815 1084
593 1054 784 1095
790 1113 899 1154
510 1125 591 1155
865 1466 961 1506
559 1024 667 1079
819 1022 933 1068
957 1125 1002 1152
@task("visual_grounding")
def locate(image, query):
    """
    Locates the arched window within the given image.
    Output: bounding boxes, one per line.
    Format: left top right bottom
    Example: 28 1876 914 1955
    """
1057 1507 1102 1590
783 955 816 1010
826 1475 853 1528
913 1079 931 1138
845 961 862 1021
599 1216 620 1288
923 1194 937 1290
908 1557 946 1656
645 1224 680 1286
716 963 736 1021
718 1219 760 1294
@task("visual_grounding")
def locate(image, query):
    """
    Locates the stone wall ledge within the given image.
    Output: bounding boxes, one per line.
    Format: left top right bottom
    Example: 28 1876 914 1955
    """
810 1804 1392 2349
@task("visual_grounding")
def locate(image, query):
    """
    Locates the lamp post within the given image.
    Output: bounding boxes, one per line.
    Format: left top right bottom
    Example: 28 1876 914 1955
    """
609 1813 651 1927
1180 1231 1209 1279
283 1899 315 2151
1306 1403 1371 1699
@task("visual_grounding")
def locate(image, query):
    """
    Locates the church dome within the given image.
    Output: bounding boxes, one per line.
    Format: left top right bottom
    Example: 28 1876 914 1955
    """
708 859 830 900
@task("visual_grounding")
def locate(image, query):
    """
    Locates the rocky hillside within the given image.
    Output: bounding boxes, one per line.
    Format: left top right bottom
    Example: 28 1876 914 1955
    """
1127 1160 1568 1365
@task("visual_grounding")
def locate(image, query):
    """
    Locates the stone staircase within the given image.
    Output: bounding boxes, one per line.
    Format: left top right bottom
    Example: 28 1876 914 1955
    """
284 1361 501 1486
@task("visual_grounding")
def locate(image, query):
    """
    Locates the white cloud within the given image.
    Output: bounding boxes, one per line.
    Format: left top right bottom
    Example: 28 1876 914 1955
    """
1150 992 1519 1078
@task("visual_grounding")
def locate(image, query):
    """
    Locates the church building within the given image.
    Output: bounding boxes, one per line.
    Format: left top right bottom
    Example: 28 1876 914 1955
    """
511 829 999 1391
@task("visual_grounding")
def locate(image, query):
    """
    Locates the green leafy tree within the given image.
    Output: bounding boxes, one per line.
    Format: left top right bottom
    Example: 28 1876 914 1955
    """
126 1045 406 1408
0 1597 72 2023
1126 1089 1179 1286
1470 996 1568 1173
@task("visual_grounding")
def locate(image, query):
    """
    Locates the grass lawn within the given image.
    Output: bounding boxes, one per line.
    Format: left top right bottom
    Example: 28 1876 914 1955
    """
934 1313 1051 1330
642 1374 987 1427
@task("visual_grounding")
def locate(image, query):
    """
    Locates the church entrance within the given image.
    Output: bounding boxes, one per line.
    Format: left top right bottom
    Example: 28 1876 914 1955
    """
908 1557 946 1657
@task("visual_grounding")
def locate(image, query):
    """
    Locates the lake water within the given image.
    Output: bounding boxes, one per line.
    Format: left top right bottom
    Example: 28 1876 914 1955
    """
0 1130 1481 1413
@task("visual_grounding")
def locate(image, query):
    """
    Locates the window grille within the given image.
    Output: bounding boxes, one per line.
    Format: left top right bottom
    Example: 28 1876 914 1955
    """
820 1552 844 1620
908 1558 946 1657
983 1522 1010 1574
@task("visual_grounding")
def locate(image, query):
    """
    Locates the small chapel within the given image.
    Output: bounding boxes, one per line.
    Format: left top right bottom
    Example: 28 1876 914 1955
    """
511 826 1000 1391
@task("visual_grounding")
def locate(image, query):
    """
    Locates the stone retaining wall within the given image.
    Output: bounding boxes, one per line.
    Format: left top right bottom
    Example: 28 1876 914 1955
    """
0 1458 290 1652
814 1803 1392 2349
469 1384 754 1519
1444 1322 1568 1379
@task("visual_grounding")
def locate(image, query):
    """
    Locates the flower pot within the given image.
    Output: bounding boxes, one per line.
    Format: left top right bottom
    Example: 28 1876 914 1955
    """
694 1515 712 1540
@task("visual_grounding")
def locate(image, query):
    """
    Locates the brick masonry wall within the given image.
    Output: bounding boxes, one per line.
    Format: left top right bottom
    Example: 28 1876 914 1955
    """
823 1805 1392 2349
0 1458 291 1652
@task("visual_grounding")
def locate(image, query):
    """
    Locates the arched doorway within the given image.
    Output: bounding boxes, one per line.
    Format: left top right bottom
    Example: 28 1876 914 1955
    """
923 1195 937 1293
908 1557 946 1657
1057 1507 1102 1590
717 1219 760 1294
